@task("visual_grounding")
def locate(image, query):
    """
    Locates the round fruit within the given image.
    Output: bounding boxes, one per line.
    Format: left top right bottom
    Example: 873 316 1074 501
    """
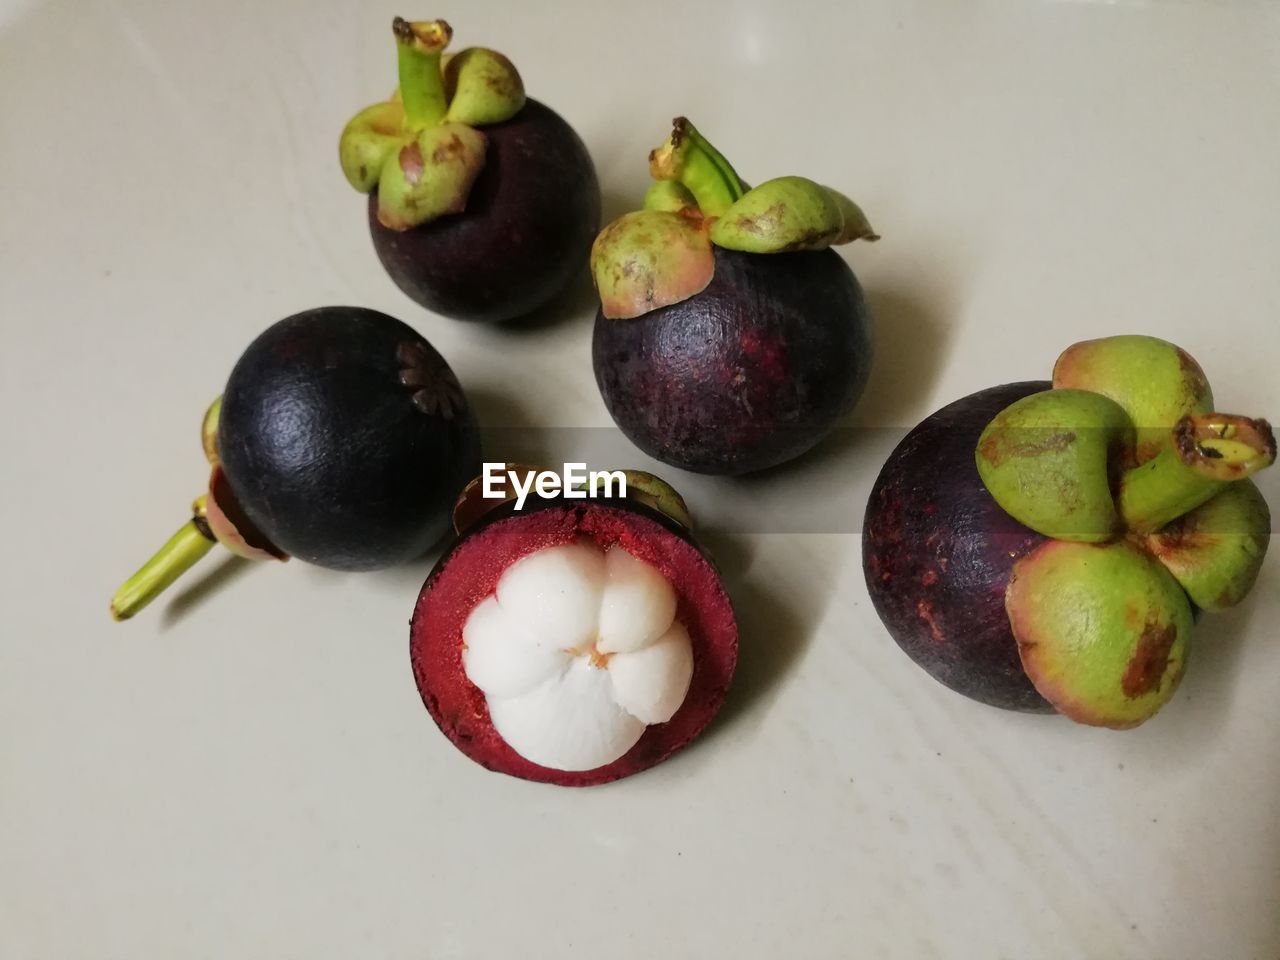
863 336 1275 728
341 19 600 323
218 306 480 569
863 381 1053 712
410 471 737 786
110 306 479 621
590 118 877 475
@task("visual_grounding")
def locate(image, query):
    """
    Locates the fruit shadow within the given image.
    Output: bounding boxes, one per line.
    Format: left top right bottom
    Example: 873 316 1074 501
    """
1139 573 1267 761
158 554 255 630
691 528 831 744
848 279 955 429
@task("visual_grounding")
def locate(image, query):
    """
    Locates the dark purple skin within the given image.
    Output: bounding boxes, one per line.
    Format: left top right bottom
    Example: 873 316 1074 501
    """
592 246 872 475
369 99 601 323
218 307 481 570
862 381 1054 712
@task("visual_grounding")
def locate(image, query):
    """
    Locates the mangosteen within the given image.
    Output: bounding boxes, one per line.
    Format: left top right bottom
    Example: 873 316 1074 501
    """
590 118 878 475
339 18 601 323
111 306 480 621
864 335 1274 728
410 468 737 786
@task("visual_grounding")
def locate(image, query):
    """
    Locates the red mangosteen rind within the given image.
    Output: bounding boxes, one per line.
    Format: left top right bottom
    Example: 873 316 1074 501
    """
342 19 600 322
863 381 1054 712
410 493 738 787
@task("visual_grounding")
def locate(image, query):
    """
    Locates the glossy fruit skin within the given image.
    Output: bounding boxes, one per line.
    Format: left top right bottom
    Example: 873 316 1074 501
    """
862 381 1054 712
369 99 601 323
592 246 871 475
218 306 480 570
410 495 738 787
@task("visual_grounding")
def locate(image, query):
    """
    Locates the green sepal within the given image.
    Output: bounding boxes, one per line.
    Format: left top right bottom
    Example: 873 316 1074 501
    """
976 388 1133 542
827 187 880 244
1053 335 1214 464
709 177 842 252
444 47 526 125
591 210 715 320
644 180 698 214
339 100 408 193
613 471 694 529
1145 479 1272 610
375 123 488 231
1007 539 1191 729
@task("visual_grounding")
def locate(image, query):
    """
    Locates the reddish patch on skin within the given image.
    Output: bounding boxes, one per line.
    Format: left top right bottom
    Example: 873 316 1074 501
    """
977 431 1076 468
916 598 945 643
921 570 939 586
400 142 425 185
1121 622 1177 698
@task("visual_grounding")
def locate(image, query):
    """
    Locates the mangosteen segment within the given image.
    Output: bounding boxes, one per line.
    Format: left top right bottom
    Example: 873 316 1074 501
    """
450 526 705 774
339 18 525 232
591 118 878 319
464 540 693 771
411 495 737 786
1006 540 1191 729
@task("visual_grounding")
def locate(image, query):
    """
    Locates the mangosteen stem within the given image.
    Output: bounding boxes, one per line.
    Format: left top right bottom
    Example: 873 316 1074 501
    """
1119 413 1276 534
110 497 217 622
648 118 747 217
393 17 452 130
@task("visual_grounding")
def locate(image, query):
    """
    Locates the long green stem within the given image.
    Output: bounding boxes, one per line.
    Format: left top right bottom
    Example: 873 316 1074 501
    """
111 501 216 621
648 118 747 217
1119 413 1275 534
393 17 451 130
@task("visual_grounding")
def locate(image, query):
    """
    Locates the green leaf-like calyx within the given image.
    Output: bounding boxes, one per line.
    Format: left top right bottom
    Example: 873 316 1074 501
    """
973 335 1275 728
338 18 525 231
591 117 878 319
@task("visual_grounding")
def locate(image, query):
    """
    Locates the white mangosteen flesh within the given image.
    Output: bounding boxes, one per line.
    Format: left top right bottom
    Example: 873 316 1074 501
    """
462 540 693 771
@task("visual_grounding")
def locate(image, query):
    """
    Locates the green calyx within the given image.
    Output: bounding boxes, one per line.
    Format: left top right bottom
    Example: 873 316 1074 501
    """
591 117 878 319
111 404 287 622
975 335 1274 727
339 18 525 231
1007 540 1191 729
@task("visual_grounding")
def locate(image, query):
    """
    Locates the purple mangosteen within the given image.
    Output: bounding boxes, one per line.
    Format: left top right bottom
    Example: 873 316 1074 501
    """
111 306 480 621
340 19 600 323
864 336 1274 728
590 118 878 475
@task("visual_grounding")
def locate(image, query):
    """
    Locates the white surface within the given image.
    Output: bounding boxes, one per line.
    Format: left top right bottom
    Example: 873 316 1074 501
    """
3 0 1279 957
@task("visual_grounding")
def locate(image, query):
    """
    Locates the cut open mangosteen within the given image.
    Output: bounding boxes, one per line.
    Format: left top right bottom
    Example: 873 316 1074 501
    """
863 335 1274 729
590 118 877 475
111 306 479 621
410 471 737 786
341 19 600 323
